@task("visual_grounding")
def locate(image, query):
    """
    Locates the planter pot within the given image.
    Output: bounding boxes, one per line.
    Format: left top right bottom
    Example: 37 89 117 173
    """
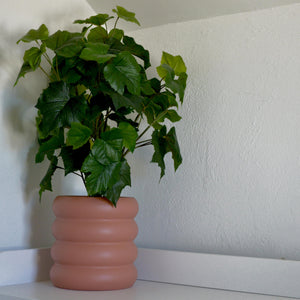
50 196 138 291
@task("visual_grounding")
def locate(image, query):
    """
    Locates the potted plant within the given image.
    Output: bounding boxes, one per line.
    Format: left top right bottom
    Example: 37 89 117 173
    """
15 6 187 291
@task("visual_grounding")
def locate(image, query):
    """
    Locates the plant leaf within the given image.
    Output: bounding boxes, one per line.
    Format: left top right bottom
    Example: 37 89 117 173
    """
35 130 64 163
119 122 138 152
156 63 175 80
164 109 182 123
35 81 70 136
151 126 182 178
104 159 131 206
60 144 90 175
102 123 137 152
79 42 115 63
83 161 122 196
84 138 122 166
158 51 186 76
104 51 141 95
165 127 182 171
123 36 150 69
88 27 108 43
23 46 45 70
81 139 123 196
110 92 143 112
74 14 114 26
165 72 187 103
39 156 58 201
108 28 124 41
45 31 84 57
112 6 140 26
66 122 92 150
151 126 167 178
14 62 33 86
17 24 49 44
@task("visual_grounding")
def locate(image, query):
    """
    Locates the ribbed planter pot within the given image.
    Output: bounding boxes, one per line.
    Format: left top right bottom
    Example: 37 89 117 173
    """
50 196 138 291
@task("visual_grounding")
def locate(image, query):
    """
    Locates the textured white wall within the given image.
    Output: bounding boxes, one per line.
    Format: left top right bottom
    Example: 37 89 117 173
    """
0 0 94 250
127 4 300 260
1 1 299 261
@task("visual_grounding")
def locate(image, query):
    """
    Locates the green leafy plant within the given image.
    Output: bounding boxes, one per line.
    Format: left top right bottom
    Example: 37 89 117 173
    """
15 6 187 206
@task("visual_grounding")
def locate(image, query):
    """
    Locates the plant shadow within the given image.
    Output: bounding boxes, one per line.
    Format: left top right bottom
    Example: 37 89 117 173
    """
0 23 62 260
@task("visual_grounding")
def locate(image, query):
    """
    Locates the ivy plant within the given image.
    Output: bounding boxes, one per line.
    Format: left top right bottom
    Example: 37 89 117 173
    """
15 6 187 206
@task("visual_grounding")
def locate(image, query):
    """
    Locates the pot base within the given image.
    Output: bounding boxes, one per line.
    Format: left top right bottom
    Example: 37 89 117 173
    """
50 263 137 290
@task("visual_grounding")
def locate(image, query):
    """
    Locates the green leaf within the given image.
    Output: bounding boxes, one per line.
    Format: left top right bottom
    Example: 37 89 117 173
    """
157 64 187 102
23 46 45 70
104 51 141 95
112 6 140 26
119 122 138 152
102 123 137 152
81 139 123 195
35 130 64 163
35 83 88 137
17 24 49 44
45 31 84 57
60 144 90 175
158 51 186 76
141 80 155 95
164 110 182 123
79 42 115 63
108 28 124 41
123 36 150 69
35 81 70 136
151 126 167 178
150 78 161 93
164 90 178 108
84 138 122 166
36 84 88 137
39 156 58 201
104 160 131 206
66 122 92 149
151 126 182 178
156 63 175 80
165 72 187 103
165 127 182 171
111 92 143 112
88 27 108 43
74 14 114 26
14 62 33 86
83 161 122 196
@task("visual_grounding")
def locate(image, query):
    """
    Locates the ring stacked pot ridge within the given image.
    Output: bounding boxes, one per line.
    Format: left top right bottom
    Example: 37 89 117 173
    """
50 196 138 290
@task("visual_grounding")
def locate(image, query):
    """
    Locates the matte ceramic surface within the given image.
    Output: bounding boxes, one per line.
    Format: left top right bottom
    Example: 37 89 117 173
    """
50 196 138 291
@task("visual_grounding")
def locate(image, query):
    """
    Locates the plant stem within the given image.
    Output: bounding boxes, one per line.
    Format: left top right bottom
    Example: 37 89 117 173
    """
39 66 51 81
55 56 60 80
56 165 82 178
113 17 119 29
134 113 141 123
136 110 167 143
123 109 168 157
135 142 152 149
80 171 86 187
136 139 151 145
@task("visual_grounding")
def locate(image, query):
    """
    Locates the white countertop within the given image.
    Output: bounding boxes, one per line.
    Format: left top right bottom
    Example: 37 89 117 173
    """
0 280 292 300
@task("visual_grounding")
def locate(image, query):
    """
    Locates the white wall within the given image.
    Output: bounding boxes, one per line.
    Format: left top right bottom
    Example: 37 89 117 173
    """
127 4 300 260
0 0 94 250
1 1 300 261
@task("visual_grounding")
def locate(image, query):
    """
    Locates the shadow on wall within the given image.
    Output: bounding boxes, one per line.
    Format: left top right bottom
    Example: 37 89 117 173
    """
0 24 63 251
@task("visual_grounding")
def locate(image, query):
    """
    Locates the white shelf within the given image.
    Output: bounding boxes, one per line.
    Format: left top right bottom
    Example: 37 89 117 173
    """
1 248 300 298
0 280 292 300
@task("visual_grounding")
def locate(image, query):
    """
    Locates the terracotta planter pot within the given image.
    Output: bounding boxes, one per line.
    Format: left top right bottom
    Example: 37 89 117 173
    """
50 196 138 291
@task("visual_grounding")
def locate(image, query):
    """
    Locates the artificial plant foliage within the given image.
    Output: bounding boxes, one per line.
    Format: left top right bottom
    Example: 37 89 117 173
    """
15 6 187 206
